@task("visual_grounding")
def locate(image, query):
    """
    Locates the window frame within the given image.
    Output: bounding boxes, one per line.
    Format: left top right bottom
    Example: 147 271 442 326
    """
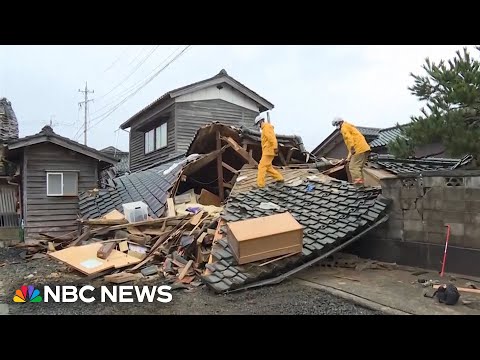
155 122 168 150
144 129 155 154
46 171 79 197
144 122 168 154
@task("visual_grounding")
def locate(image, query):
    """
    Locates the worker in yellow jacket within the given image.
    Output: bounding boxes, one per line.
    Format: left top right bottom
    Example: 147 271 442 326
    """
255 113 284 187
332 117 371 186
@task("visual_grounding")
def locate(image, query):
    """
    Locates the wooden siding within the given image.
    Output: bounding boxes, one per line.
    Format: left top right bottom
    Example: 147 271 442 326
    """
175 99 257 154
24 143 99 239
129 105 177 172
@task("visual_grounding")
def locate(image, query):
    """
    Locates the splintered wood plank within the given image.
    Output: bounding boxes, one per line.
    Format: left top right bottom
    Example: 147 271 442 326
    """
103 209 125 221
216 131 225 202
141 228 169 236
97 243 116 259
222 161 238 174
127 226 143 236
178 260 194 280
127 233 149 246
90 215 191 233
104 272 143 284
83 217 128 225
49 243 141 276
190 211 204 226
167 198 176 217
68 228 91 247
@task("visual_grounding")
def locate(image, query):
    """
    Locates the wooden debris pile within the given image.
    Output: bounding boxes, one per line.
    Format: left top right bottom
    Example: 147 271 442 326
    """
40 203 224 288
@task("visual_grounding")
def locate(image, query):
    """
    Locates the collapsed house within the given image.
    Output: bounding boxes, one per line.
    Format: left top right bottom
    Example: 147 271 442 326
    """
18 122 391 292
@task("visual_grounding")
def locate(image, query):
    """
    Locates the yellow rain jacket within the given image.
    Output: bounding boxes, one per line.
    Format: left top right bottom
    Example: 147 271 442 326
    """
340 121 371 156
261 122 278 156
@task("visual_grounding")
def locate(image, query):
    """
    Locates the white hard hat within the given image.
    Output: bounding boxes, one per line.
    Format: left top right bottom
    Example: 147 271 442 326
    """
255 113 266 125
332 117 343 127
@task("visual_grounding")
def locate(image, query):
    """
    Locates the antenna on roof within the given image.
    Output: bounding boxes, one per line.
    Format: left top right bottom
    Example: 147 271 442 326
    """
49 115 58 128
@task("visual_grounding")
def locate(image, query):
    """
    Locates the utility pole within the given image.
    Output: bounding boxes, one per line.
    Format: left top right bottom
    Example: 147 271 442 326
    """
78 82 94 145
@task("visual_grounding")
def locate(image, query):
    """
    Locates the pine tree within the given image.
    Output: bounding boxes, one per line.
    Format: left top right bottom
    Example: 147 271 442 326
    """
389 47 480 164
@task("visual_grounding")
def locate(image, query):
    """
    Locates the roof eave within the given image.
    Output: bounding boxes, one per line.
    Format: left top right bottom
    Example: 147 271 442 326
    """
8 134 119 165
170 76 274 111
119 74 274 130
120 94 173 130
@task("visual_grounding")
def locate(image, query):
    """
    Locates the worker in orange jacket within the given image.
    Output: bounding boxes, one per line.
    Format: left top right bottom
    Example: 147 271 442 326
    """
332 117 371 186
255 113 284 188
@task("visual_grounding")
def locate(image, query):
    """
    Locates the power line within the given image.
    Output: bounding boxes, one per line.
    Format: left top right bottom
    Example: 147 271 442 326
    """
90 45 181 116
102 45 131 73
94 45 160 103
78 82 94 145
86 45 192 132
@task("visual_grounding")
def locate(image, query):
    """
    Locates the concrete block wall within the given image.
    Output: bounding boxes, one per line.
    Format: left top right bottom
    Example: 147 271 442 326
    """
372 174 480 250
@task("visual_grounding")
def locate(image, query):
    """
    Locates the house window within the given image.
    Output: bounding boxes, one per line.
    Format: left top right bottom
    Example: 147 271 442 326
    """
46 172 78 196
145 129 155 154
155 122 167 150
145 122 167 153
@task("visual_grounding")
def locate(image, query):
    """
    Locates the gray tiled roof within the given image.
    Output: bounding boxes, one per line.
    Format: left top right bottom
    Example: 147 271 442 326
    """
201 178 390 293
79 156 187 219
356 126 381 137
100 147 130 176
368 155 471 175
369 127 403 148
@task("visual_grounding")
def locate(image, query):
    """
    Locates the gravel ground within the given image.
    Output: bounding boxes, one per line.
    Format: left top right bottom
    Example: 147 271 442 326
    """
0 248 382 315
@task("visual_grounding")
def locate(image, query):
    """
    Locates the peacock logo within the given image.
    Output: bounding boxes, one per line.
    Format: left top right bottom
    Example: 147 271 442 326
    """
13 285 43 303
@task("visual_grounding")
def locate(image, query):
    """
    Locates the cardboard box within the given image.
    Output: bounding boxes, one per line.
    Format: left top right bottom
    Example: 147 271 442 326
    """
226 212 304 265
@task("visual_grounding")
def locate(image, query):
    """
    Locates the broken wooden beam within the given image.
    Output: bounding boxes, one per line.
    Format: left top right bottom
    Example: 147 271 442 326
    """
105 272 143 284
178 260 194 280
220 136 258 166
167 198 176 217
222 161 238 174
216 131 225 202
90 214 191 234
68 228 91 247
80 218 128 226
127 233 150 246
97 242 116 259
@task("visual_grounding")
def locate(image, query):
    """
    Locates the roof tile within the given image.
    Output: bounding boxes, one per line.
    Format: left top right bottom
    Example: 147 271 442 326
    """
201 177 390 293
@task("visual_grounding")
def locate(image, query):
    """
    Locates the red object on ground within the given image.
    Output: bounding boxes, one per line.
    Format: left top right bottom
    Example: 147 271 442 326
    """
440 224 451 277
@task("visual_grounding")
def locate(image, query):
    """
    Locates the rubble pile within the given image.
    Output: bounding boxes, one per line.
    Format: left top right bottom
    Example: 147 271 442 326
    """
12 122 392 292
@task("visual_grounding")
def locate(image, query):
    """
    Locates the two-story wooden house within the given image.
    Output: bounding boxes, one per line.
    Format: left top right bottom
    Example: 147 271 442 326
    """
119 69 274 172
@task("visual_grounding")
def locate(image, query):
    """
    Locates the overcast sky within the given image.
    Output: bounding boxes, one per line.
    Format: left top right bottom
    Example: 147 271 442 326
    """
0 45 475 153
